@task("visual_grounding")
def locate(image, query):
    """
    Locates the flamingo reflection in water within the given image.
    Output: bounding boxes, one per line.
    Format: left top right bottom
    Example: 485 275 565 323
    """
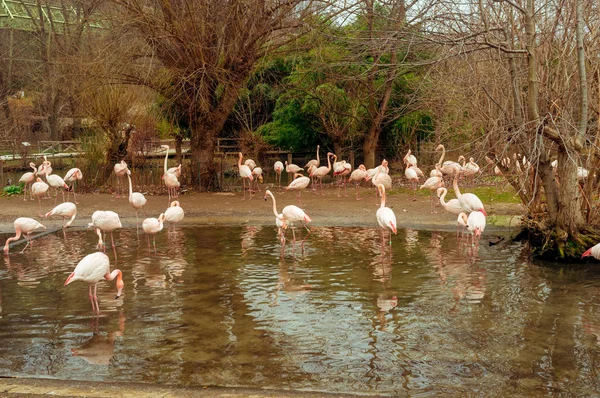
72 312 125 365
270 257 312 306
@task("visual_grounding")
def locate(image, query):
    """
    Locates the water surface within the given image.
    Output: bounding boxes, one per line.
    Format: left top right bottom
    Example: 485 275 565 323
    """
0 226 599 396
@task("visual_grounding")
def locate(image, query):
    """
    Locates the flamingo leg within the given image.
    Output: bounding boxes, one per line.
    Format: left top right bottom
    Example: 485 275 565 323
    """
19 235 31 254
136 210 139 234
23 184 27 201
153 235 157 254
111 232 116 249
89 285 96 312
242 179 246 200
93 283 99 314
344 177 348 197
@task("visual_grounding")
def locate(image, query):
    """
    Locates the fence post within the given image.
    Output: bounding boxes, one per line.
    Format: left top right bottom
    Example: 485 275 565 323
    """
287 152 293 184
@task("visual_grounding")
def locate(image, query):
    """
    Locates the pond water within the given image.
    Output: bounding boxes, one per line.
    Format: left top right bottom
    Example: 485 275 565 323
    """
0 226 599 396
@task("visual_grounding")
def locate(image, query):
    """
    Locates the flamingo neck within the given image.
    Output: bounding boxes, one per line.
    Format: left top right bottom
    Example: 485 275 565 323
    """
438 145 445 165
439 188 447 206
96 228 104 246
238 154 243 168
65 214 76 228
106 269 124 297
326 153 332 171
127 173 133 199
316 146 320 164
380 186 386 209
164 147 169 174
3 230 22 254
453 176 462 198
267 191 280 219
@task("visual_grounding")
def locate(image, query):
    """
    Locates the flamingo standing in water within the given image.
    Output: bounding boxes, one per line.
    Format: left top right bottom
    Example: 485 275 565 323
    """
3 217 46 254
142 213 165 253
437 187 463 216
466 211 486 244
113 160 129 198
582 243 600 260
45 202 77 228
376 184 397 246
286 173 310 206
127 170 147 232
453 175 486 215
264 189 287 246
161 145 180 203
264 190 311 246
31 177 49 216
274 160 284 189
165 201 185 229
64 252 124 314
238 152 254 200
18 162 37 201
348 165 370 200
457 212 469 238
63 167 83 203
88 210 122 250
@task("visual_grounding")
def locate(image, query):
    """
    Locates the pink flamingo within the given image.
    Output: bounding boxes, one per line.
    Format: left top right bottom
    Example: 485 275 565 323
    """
264 189 311 246
64 252 124 314
274 160 284 189
304 145 320 170
286 173 310 206
45 202 77 228
372 160 392 204
31 177 50 216
403 149 417 167
3 217 46 254
582 243 600 260
310 152 333 194
376 184 397 246
18 162 37 201
264 189 287 245
167 164 182 178
457 212 468 238
113 160 129 198
44 171 69 203
453 175 486 215
333 160 352 197
64 168 83 203
405 165 420 192
348 165 370 200
238 152 254 200
127 170 147 232
142 213 165 253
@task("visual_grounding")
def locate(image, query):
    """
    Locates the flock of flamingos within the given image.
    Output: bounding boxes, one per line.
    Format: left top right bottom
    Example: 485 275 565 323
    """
2 143 598 313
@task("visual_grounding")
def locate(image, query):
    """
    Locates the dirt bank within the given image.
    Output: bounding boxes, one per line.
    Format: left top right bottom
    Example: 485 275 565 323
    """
0 186 522 234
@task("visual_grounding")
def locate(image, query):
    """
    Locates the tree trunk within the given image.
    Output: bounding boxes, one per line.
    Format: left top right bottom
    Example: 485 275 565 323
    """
362 127 378 169
556 148 584 233
333 142 343 160
190 121 218 191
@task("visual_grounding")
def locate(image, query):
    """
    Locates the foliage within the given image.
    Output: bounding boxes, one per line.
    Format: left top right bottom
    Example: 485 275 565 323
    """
2 184 23 196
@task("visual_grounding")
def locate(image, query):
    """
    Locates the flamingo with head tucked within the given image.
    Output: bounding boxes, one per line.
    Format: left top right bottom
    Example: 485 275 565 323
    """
286 173 310 206
31 177 49 216
19 162 37 201
127 170 147 232
165 201 185 228
274 160 284 189
64 252 124 314
142 213 165 253
348 165 370 200
3 217 46 254
63 167 83 203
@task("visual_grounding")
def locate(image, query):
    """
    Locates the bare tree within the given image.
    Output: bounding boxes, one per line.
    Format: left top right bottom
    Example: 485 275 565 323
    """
113 0 321 190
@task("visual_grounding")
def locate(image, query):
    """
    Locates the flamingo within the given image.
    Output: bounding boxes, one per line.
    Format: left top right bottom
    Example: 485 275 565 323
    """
453 175 487 215
437 187 463 215
436 144 463 179
167 164 182 178
274 160 284 189
161 145 180 202
372 160 392 204
165 200 185 228
45 171 69 203
18 162 37 201
113 160 129 198
333 160 352 197
403 149 417 167
310 152 333 194
348 165 370 200
466 211 486 244
64 252 124 314
31 177 50 216
37 156 52 177
88 210 122 250
127 170 147 232
463 157 480 186
285 161 303 175
304 145 320 170
430 163 443 178
582 243 600 260
45 202 77 228
238 152 254 200
142 213 165 252
63 168 83 203
252 166 264 192
244 158 256 170
286 173 310 206
264 189 311 246
405 165 420 191
3 217 46 254
376 183 397 246
419 175 444 213
264 189 287 246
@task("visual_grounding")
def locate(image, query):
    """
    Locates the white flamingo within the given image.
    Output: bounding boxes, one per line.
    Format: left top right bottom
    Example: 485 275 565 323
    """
436 187 463 216
310 152 334 194
45 202 77 228
238 152 254 200
348 165 371 200
376 183 397 246
304 145 320 170
3 217 46 254
45 172 69 203
165 201 185 228
274 160 284 189
64 252 124 314
142 213 165 253
31 177 50 216
127 170 147 232
113 160 129 198
161 145 180 202
466 211 486 244
63 167 83 203
88 210 122 250
453 175 487 215
286 173 311 206
18 162 37 201
264 189 311 246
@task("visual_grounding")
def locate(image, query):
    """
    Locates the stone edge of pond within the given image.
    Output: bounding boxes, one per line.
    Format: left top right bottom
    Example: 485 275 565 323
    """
0 377 385 397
